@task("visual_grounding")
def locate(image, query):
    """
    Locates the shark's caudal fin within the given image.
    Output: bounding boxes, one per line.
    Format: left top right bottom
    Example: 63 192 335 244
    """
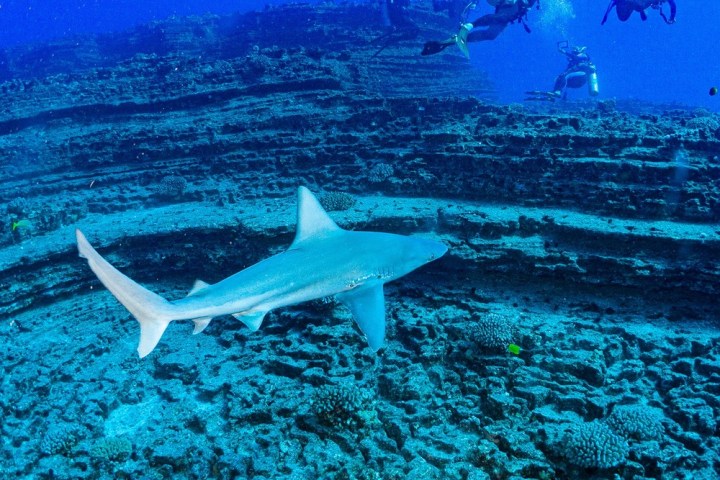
76 229 178 358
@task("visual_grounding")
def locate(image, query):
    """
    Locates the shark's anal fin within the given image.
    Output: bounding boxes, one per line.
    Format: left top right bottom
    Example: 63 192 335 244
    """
188 282 214 333
191 317 213 334
232 311 267 331
337 284 386 351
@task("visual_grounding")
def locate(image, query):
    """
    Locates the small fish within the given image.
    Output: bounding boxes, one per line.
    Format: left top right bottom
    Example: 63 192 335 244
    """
710 86 718 96
508 343 521 355
11 219 31 231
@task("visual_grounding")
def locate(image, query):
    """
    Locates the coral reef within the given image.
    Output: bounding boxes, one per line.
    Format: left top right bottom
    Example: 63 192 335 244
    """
0 2 718 479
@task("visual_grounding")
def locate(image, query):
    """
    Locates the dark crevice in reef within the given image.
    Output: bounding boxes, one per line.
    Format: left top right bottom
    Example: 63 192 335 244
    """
0 78 344 136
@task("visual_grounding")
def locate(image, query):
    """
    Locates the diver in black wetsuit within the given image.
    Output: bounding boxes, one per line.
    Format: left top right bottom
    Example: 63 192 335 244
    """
432 0 466 19
380 0 414 28
601 0 677 25
526 42 599 101
421 0 539 58
372 0 419 58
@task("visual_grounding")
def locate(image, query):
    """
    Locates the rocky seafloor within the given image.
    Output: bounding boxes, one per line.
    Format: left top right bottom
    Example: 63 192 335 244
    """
1 3 719 479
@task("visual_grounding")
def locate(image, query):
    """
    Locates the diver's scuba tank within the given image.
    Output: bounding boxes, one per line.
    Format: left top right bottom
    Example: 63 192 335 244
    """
588 71 599 96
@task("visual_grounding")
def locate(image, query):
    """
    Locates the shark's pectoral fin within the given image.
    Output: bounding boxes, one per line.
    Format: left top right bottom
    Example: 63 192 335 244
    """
232 311 267 331
191 317 213 334
337 285 386 351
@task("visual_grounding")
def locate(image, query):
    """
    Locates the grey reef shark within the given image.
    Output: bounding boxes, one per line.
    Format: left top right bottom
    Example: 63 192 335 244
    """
76 187 447 357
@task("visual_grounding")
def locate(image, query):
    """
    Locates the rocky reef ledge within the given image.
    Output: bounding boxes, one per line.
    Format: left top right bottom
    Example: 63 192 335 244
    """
0 3 719 480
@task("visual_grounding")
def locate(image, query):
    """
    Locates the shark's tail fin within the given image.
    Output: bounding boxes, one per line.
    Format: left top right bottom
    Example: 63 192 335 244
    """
76 229 178 358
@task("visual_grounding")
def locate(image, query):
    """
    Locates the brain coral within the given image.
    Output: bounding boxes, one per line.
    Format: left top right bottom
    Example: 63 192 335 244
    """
563 420 629 469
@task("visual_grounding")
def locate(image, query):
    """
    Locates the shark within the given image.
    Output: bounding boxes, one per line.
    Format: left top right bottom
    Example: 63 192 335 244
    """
76 187 447 358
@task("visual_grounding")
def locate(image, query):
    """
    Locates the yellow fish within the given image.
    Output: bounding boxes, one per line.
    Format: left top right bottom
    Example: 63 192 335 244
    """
12 219 31 231
508 343 521 355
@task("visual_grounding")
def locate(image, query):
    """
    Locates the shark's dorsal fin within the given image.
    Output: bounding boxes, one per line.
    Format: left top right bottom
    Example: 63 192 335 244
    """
187 280 210 297
290 187 341 248
337 284 386 351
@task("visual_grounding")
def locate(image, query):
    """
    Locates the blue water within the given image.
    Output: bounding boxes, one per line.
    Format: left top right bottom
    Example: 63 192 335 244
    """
1 0 718 110
474 0 720 110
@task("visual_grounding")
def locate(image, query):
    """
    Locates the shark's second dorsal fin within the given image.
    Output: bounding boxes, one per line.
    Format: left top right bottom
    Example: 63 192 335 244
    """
187 280 210 297
291 186 341 247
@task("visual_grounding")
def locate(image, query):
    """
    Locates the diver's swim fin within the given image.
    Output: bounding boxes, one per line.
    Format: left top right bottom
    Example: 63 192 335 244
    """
454 23 473 59
421 40 450 56
421 22 473 58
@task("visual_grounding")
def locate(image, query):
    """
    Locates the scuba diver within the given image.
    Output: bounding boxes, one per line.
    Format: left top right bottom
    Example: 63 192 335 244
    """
372 0 420 58
432 0 466 19
421 0 539 58
601 0 677 25
380 0 414 29
526 42 599 101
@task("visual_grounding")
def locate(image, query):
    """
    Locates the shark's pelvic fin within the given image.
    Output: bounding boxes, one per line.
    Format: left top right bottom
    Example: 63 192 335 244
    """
232 311 267 331
290 186 341 248
76 229 177 358
337 284 386 351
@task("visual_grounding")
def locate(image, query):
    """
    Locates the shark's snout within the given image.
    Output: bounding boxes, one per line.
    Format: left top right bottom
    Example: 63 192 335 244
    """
426 239 448 263
410 237 447 265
